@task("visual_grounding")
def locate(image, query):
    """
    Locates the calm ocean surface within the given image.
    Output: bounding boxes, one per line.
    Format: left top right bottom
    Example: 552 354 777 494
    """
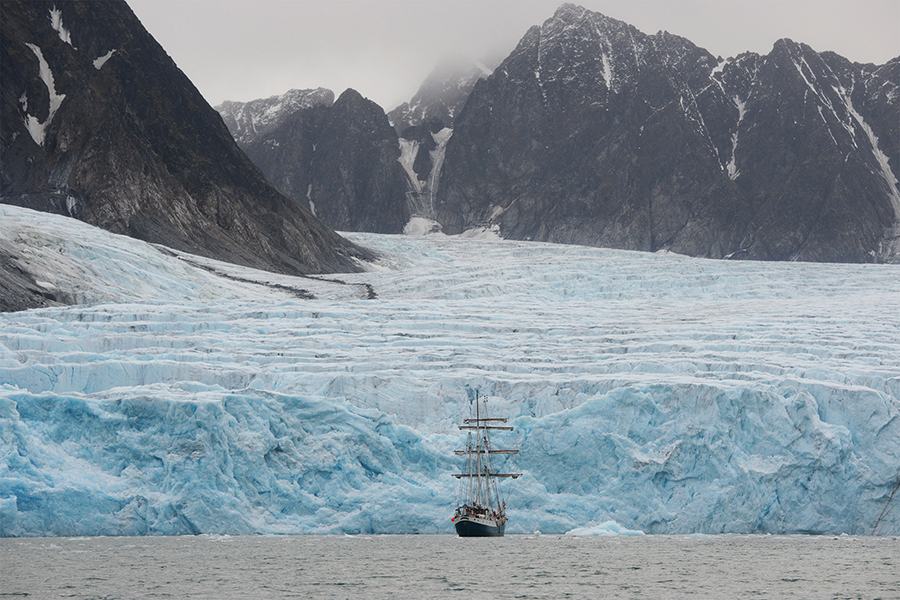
2 534 897 599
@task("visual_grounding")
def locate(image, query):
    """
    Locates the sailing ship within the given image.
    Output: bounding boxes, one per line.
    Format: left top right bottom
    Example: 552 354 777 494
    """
452 392 520 537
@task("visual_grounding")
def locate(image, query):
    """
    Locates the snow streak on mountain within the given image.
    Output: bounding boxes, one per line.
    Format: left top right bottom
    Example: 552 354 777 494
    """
1 206 898 537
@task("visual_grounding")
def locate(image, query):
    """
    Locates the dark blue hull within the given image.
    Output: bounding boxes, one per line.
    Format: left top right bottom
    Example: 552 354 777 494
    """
454 518 505 537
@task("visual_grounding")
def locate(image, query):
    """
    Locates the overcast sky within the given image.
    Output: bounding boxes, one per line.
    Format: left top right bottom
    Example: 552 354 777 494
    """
127 0 900 111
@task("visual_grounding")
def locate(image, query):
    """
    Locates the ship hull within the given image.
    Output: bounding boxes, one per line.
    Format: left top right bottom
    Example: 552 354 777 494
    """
454 516 505 537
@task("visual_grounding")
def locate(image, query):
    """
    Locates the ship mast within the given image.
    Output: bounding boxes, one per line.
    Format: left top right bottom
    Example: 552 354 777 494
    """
453 392 520 513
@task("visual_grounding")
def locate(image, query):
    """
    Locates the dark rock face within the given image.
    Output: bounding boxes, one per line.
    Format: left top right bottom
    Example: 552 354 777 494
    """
387 55 492 134
436 3 900 262
239 104 328 217
222 58 492 236
399 118 449 190
236 89 410 234
1 0 371 278
0 245 57 312
396 119 454 222
306 89 410 233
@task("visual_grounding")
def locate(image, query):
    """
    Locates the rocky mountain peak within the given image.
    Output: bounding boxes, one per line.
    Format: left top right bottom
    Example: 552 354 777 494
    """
225 86 410 235
332 88 370 113
1 0 371 284
387 55 492 133
550 2 591 23
215 87 334 147
537 4 635 56
434 2 899 262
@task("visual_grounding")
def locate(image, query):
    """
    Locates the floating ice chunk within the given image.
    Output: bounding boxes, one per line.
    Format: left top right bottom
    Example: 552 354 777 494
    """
565 521 645 536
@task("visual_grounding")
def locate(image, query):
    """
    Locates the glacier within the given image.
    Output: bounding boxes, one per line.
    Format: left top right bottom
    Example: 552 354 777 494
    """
1 205 899 537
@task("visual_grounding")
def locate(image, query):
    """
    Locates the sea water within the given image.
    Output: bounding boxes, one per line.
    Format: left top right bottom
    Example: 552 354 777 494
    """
2 534 897 599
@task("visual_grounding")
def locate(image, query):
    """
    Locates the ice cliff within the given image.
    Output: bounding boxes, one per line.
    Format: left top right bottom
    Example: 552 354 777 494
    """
1 206 899 536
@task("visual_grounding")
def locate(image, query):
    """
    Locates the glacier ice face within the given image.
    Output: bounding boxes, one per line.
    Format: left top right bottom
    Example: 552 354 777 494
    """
0 385 448 536
1 211 899 536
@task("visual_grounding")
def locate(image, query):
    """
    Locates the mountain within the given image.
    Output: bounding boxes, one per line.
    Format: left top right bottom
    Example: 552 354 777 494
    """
215 3 898 263
0 0 371 296
387 55 492 134
228 89 410 234
216 57 492 237
435 4 900 262
215 87 334 147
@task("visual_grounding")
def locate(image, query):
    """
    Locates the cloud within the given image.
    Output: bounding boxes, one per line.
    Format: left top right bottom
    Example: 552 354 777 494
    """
128 0 900 110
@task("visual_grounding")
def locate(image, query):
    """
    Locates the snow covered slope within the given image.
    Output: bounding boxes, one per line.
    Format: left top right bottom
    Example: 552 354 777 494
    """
0 206 371 308
1 206 899 536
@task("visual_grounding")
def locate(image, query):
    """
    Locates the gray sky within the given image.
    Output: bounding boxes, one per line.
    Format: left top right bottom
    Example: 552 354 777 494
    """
127 0 900 111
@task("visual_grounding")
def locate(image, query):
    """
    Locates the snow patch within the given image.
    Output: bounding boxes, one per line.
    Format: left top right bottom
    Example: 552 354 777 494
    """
397 139 422 194
431 127 453 147
426 128 453 201
22 43 66 147
601 53 613 91
489 204 507 220
92 49 116 70
459 224 502 240
726 96 747 180
64 195 79 216
711 57 729 76
49 7 73 47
